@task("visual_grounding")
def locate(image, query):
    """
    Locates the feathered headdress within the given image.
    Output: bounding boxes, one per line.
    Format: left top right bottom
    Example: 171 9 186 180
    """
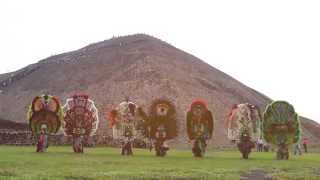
27 94 63 134
148 98 177 139
186 99 214 140
262 101 300 145
63 94 99 136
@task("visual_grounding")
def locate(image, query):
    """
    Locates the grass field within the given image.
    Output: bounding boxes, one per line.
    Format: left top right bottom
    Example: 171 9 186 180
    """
0 146 320 180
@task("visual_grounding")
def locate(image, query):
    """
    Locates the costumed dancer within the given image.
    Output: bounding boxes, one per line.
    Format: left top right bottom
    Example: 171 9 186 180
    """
37 125 48 152
63 94 99 153
27 94 63 152
225 103 261 159
109 99 146 155
262 101 301 160
186 100 214 157
144 99 178 157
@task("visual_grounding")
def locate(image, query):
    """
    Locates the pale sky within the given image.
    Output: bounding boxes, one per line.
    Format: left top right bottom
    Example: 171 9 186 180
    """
0 0 319 122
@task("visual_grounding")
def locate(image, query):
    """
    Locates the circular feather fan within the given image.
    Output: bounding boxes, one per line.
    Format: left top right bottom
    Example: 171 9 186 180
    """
109 101 143 139
27 94 63 134
186 100 214 140
225 103 261 142
108 101 140 127
262 101 300 145
63 95 99 136
148 99 177 140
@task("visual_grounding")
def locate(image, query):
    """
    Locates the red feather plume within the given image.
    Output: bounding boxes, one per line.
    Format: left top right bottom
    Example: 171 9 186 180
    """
108 109 118 127
188 99 208 111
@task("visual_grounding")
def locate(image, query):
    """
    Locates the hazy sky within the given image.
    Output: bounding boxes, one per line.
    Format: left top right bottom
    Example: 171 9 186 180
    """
0 0 319 122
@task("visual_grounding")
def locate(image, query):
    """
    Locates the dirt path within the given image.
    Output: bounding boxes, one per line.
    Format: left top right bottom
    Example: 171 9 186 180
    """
240 169 276 180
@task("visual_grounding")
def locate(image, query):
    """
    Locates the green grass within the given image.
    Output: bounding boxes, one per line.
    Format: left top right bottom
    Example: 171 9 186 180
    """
0 146 320 180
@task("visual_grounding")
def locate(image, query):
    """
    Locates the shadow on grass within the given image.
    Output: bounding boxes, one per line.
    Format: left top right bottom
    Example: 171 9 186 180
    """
0 170 17 177
64 176 94 180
